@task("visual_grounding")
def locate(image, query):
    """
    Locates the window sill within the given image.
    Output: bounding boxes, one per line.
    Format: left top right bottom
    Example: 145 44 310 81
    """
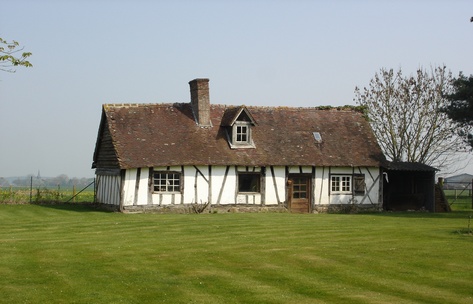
229 143 256 149
153 192 182 194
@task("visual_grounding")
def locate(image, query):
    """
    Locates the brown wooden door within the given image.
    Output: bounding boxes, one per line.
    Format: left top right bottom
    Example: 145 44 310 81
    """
288 175 311 213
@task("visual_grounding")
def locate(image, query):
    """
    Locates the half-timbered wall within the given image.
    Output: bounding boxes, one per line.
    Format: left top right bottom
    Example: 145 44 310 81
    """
100 165 382 209
314 166 381 207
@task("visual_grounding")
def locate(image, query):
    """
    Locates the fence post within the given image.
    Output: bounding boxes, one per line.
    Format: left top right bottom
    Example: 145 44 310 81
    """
73 185 76 203
29 176 33 203
471 179 473 210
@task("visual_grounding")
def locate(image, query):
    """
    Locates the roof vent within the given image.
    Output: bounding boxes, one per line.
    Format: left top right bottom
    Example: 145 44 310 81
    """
313 132 322 143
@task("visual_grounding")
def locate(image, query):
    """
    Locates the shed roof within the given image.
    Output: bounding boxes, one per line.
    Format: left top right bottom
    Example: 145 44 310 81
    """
92 103 385 169
385 162 438 172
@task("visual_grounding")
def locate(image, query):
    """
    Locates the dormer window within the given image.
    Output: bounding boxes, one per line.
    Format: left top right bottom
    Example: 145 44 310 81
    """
221 106 257 149
231 120 254 148
235 122 250 144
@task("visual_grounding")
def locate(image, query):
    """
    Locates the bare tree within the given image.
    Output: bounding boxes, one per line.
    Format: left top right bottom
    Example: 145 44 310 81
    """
0 37 32 73
354 66 466 170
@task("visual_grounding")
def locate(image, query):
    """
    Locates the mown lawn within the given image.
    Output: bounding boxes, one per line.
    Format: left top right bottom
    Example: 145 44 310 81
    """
0 205 472 303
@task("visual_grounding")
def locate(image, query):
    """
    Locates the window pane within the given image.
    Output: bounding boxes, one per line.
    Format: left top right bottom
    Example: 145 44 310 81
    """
238 173 260 192
331 175 352 192
235 125 249 143
292 177 308 199
331 176 340 192
153 171 181 193
342 176 351 192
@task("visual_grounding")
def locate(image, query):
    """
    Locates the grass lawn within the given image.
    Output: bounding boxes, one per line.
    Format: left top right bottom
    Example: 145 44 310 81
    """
0 205 472 303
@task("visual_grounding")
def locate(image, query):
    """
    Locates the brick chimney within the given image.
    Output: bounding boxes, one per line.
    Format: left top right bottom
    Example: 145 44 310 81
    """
189 78 211 127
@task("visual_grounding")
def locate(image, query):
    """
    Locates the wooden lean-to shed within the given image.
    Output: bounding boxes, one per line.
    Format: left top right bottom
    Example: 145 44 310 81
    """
383 162 438 212
92 78 386 213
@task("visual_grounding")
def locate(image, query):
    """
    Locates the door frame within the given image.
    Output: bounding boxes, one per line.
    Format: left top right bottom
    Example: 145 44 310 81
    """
287 174 312 213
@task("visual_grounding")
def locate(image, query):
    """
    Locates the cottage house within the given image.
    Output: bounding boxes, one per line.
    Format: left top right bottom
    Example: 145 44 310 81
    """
92 78 386 213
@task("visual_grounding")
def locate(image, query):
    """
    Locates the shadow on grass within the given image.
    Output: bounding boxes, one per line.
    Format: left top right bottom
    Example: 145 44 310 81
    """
33 202 114 213
364 210 473 219
26 203 473 218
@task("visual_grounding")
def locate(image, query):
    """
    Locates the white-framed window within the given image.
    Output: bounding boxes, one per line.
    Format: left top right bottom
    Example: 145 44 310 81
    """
331 175 352 193
238 172 261 193
153 171 181 193
236 125 249 143
233 122 252 145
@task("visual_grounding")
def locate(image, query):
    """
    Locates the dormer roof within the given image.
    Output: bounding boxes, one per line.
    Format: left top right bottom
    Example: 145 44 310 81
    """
221 106 257 127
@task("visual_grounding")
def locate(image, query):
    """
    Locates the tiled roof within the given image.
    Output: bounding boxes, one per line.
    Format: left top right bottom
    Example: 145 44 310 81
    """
221 106 257 126
93 103 386 169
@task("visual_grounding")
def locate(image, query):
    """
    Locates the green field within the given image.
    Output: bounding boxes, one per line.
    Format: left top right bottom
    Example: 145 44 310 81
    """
0 187 95 204
0 205 472 303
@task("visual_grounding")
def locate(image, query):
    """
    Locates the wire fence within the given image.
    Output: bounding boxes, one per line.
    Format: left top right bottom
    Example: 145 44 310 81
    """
0 179 95 204
442 180 472 210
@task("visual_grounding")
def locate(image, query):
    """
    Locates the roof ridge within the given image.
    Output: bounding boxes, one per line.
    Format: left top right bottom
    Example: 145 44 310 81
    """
102 102 365 113
104 102 184 108
216 104 365 112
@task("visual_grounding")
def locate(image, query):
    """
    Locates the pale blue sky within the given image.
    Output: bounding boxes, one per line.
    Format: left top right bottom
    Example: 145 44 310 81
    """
1 0 472 178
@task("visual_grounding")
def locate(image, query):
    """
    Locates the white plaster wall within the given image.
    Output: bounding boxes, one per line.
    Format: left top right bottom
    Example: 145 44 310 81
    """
122 169 137 206
237 194 261 204
317 166 381 206
151 193 182 205
265 166 286 205
219 168 237 205
182 166 195 204
136 168 150 205
329 194 353 205
315 166 330 205
195 165 210 204
210 166 236 205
